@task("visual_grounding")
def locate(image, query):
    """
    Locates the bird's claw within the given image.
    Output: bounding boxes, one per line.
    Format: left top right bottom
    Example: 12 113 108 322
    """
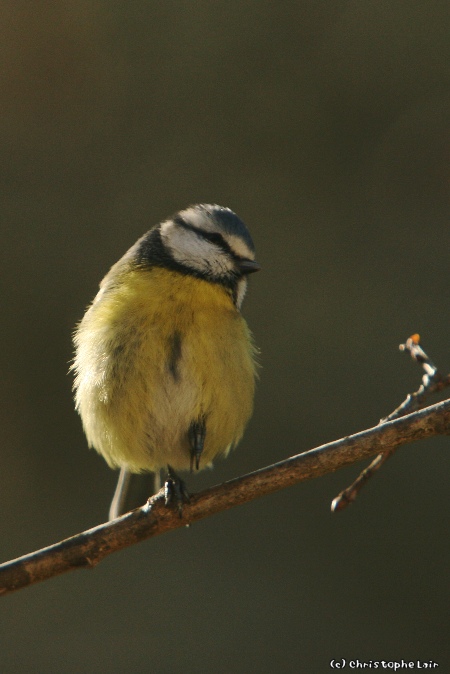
164 465 190 517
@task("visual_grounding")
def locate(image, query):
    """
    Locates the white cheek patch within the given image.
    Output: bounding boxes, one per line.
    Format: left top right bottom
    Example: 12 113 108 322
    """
161 222 235 276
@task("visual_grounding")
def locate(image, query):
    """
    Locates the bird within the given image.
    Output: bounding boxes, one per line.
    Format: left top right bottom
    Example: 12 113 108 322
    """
72 204 260 519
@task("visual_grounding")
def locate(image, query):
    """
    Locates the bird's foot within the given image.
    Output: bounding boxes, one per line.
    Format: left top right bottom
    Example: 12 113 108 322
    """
164 465 190 517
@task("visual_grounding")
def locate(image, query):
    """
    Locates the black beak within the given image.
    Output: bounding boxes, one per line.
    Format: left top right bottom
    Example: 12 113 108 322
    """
237 259 262 275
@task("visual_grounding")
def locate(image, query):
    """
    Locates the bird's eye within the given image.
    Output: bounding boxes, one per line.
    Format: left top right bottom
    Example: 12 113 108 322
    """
203 231 225 246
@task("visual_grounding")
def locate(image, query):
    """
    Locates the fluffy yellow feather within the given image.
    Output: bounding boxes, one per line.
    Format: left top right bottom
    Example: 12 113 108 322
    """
73 268 257 472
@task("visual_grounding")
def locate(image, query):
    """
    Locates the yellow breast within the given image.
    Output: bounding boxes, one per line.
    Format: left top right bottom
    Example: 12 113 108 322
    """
73 267 257 472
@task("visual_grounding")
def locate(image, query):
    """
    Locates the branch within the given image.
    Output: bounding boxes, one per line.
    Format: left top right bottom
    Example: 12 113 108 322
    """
331 335 450 511
1 398 450 596
383 334 450 422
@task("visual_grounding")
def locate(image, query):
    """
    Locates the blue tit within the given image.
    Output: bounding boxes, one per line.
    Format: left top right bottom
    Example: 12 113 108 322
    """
72 204 260 518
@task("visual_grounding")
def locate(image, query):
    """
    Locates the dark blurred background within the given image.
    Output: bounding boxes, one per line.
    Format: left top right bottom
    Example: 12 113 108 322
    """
0 2 449 672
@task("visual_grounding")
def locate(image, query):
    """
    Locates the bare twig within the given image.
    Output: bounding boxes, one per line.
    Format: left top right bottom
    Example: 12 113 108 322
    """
1 398 450 596
331 335 450 512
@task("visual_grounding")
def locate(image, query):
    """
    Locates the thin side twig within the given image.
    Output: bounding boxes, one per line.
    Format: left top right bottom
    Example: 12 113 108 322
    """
331 335 450 512
1 397 450 596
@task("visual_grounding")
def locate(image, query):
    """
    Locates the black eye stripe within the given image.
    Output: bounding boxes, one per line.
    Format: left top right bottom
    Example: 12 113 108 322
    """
173 216 234 256
202 231 225 245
